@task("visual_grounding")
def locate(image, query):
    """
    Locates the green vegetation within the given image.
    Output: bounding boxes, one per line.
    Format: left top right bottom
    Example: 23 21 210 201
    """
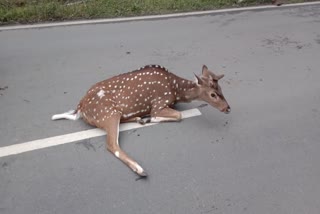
0 0 313 25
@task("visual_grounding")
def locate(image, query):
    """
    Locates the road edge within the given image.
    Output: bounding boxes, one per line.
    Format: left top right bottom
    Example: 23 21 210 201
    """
0 1 320 31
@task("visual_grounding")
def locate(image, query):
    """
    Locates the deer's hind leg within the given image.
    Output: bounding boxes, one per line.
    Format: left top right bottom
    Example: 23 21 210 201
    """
101 113 147 177
150 107 182 123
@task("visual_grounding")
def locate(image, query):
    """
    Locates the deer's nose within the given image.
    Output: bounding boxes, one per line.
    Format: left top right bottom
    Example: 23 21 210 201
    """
225 106 231 114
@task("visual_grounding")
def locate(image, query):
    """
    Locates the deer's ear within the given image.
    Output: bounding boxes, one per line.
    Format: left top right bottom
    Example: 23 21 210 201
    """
202 65 209 77
215 74 224 80
194 74 204 85
202 65 225 81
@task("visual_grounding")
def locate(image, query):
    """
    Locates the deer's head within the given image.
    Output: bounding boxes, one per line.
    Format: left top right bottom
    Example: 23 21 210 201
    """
194 65 231 114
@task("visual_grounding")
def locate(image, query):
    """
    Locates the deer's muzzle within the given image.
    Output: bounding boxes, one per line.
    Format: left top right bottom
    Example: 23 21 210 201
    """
223 106 231 114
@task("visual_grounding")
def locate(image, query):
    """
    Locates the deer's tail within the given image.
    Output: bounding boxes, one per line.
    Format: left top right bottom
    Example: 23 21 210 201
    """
51 105 82 121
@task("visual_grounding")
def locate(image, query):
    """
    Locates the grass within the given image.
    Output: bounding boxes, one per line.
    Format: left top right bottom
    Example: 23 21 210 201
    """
0 0 314 25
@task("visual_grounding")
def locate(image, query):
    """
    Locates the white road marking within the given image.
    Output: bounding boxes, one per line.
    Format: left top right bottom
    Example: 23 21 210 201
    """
0 2 319 31
0 108 201 158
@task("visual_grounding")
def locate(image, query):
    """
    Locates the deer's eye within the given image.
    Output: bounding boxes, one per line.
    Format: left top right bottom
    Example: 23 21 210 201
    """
211 93 217 98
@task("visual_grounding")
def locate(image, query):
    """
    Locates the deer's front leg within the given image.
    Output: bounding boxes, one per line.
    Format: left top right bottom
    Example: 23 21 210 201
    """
102 114 147 177
150 107 182 123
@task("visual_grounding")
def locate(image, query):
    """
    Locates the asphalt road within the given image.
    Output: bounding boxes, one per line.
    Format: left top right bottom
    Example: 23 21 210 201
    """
1 4 320 214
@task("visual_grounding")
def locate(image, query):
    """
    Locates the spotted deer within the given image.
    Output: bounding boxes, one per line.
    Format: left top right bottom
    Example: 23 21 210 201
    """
52 65 230 177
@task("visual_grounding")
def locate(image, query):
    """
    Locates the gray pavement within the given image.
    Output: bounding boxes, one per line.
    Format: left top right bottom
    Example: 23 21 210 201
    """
1 4 320 214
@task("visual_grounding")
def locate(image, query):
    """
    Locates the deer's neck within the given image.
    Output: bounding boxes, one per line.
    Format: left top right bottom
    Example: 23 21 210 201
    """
169 75 199 103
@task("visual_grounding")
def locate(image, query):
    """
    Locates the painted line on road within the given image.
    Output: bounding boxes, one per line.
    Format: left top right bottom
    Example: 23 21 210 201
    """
0 108 201 158
1 1 320 31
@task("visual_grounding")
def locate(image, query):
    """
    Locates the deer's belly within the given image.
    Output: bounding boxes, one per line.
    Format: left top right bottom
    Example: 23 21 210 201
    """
120 106 152 120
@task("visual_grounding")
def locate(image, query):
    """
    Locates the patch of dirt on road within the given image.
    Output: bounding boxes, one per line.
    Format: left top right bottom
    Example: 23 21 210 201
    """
0 86 8 96
261 36 311 53
76 139 96 151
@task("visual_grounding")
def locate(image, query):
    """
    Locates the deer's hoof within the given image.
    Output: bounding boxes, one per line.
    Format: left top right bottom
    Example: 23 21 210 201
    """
138 171 148 177
138 119 146 125
135 170 148 180
138 118 151 125
135 172 148 181
132 163 147 177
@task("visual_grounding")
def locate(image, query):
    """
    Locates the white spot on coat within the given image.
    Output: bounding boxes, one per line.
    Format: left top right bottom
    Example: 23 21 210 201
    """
115 151 120 158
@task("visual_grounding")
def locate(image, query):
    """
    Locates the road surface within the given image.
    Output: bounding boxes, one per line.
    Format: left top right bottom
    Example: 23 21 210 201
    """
1 4 320 214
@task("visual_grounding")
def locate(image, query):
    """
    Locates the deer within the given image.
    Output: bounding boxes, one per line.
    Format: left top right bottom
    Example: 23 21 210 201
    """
52 65 230 177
